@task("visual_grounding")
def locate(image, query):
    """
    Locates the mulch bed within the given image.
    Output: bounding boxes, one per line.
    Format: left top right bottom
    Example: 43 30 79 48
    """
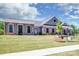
55 36 66 43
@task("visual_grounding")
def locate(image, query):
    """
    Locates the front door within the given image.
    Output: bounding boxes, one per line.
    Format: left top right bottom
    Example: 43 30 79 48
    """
18 25 23 35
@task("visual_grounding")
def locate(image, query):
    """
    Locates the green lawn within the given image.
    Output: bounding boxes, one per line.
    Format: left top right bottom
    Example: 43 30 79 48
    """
49 50 79 56
0 35 79 54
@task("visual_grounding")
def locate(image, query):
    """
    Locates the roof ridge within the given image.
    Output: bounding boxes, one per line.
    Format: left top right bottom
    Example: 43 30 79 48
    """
40 16 56 26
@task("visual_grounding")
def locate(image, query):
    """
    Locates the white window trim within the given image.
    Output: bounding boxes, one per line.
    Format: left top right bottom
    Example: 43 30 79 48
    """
17 24 24 35
8 23 14 33
27 26 31 34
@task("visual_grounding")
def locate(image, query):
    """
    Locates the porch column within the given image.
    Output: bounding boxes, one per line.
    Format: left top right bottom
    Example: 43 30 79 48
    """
14 23 17 35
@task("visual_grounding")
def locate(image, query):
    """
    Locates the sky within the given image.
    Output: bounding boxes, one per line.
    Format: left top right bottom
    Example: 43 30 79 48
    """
0 3 79 27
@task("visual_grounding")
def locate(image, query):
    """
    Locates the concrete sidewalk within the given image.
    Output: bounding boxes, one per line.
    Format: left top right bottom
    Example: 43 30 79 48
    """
2 44 79 56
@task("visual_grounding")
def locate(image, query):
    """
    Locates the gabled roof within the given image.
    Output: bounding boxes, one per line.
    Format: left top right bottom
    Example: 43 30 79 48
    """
62 23 69 26
3 19 41 25
0 16 70 27
39 16 57 26
1 16 57 26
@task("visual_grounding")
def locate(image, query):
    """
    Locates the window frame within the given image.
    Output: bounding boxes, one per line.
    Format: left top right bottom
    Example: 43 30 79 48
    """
52 28 54 33
54 19 56 22
27 26 31 33
46 28 49 33
8 23 14 33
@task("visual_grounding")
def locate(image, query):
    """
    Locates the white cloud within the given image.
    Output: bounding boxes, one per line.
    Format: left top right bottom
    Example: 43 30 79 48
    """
0 3 40 20
69 15 79 19
58 4 79 14
74 10 79 14
65 14 79 20
58 3 79 20
57 4 73 15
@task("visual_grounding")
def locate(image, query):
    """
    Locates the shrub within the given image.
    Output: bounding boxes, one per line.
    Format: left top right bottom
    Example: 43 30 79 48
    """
0 29 4 35
0 21 4 35
38 32 42 35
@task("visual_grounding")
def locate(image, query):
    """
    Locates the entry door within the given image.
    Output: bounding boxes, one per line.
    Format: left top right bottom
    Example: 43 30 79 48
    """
18 25 23 35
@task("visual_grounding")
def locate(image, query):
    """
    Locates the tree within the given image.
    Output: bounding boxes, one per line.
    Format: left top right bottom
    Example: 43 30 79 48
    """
71 25 77 34
71 25 79 39
56 18 62 37
0 21 4 35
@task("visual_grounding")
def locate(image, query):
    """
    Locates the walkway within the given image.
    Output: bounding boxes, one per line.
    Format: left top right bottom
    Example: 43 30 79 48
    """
2 44 79 56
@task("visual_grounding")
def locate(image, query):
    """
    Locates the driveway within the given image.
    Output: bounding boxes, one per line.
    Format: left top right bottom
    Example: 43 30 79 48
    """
1 44 79 56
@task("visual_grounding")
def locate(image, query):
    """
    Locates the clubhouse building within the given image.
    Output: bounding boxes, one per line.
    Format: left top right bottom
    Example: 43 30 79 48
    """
4 16 72 35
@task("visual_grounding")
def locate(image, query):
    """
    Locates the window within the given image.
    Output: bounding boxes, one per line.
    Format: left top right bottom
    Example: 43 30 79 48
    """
52 29 54 33
18 25 23 35
63 29 66 35
27 26 31 33
67 29 70 33
8 24 14 33
46 28 49 33
54 20 56 22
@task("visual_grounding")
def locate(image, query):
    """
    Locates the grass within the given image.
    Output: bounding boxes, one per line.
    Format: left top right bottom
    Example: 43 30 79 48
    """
0 35 79 54
49 50 79 56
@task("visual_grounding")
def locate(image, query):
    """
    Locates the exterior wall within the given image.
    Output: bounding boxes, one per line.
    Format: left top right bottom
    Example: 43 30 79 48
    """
33 26 41 35
16 23 24 35
42 25 56 34
41 25 72 35
14 23 17 34
23 24 34 35
5 22 72 35
5 22 16 35
62 26 72 35
5 22 34 35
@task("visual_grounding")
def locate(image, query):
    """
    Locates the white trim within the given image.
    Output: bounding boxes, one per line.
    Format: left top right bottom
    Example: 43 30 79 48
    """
8 23 14 33
43 25 56 28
